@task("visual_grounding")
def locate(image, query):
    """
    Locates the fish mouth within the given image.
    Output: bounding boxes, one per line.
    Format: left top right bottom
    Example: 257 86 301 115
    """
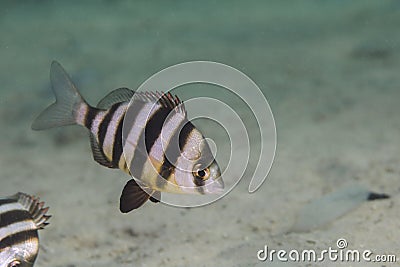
204 177 225 194
215 177 225 190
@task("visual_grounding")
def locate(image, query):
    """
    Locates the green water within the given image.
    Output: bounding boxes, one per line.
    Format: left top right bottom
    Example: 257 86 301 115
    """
1 1 399 266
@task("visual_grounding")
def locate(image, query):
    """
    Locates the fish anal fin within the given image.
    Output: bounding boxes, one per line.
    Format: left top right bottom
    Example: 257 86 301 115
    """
120 179 152 213
97 88 135 109
16 192 51 230
89 133 117 168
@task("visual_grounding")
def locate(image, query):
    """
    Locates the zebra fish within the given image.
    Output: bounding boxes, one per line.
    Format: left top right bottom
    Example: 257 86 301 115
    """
32 61 224 213
0 192 50 267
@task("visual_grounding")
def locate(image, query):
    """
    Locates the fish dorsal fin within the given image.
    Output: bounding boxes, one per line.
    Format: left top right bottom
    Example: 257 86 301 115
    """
97 88 135 109
89 133 117 168
134 91 186 116
120 179 155 213
16 192 51 230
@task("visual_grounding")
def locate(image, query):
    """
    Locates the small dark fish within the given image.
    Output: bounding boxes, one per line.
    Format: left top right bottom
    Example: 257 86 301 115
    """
366 192 390 201
32 61 224 212
0 193 51 267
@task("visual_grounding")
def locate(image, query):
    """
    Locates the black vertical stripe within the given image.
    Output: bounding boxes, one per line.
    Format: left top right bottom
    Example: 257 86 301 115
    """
161 119 191 176
120 101 147 165
84 107 98 129
158 120 193 184
111 114 125 166
130 107 171 178
178 121 195 154
0 229 38 251
0 198 17 205
98 103 121 148
0 210 31 228
144 107 171 153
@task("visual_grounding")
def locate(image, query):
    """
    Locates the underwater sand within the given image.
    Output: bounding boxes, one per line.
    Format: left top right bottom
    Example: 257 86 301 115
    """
0 1 399 266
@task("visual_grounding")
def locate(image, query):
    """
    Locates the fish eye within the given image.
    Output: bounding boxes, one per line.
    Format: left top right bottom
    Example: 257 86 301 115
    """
8 260 21 267
193 164 210 180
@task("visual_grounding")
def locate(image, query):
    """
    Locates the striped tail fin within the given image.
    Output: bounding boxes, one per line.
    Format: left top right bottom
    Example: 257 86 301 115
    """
32 61 88 130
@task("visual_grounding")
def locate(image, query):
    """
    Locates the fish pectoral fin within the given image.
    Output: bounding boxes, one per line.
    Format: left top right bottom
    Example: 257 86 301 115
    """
89 133 117 168
149 191 161 203
120 179 153 213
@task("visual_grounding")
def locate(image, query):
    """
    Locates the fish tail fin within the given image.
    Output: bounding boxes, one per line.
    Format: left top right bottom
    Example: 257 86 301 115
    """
32 60 89 130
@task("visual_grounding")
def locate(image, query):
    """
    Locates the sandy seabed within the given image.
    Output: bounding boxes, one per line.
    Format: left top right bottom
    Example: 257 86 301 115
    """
0 1 399 266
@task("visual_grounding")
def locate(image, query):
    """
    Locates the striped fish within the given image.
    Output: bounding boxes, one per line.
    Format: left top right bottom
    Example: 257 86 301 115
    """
0 193 50 267
32 61 224 213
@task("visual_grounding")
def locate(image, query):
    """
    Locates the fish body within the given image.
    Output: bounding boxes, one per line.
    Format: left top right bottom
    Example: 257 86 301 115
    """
0 193 50 267
32 61 224 212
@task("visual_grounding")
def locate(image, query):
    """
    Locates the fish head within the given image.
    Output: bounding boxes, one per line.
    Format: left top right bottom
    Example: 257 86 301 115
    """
0 246 36 267
172 126 224 194
6 260 34 267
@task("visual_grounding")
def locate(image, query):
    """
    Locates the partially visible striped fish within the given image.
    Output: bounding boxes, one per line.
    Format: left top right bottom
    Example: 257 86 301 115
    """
32 61 224 213
0 193 51 267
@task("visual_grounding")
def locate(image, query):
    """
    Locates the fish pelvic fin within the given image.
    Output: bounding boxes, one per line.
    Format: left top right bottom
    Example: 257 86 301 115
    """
120 179 160 213
16 192 51 230
32 60 89 130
